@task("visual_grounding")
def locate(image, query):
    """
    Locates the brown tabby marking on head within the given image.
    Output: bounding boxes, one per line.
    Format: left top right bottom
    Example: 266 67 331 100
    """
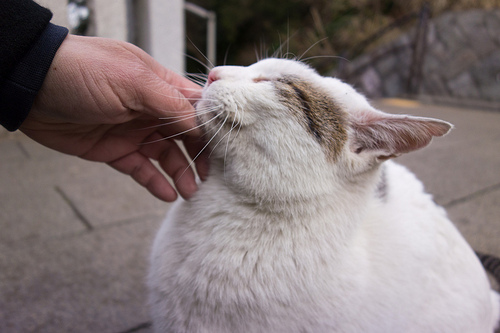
274 76 348 161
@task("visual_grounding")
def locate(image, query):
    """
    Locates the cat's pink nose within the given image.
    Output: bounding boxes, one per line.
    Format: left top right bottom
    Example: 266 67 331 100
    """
207 70 219 86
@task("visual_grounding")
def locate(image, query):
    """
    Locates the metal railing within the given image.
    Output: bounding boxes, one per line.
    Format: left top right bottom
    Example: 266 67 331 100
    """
185 2 217 70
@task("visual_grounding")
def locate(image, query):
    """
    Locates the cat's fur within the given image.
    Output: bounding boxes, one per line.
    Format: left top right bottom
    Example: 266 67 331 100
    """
148 58 500 332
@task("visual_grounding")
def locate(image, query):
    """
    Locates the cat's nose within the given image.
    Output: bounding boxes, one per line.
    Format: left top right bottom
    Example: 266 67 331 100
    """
207 70 219 86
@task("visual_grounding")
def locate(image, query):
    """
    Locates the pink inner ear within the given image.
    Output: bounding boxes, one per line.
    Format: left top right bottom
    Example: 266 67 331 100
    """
352 113 452 158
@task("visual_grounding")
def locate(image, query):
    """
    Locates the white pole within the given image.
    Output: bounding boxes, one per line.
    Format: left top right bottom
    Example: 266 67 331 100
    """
185 2 217 68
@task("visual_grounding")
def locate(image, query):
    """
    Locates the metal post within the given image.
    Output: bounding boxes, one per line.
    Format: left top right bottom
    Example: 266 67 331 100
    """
206 11 216 67
185 2 217 69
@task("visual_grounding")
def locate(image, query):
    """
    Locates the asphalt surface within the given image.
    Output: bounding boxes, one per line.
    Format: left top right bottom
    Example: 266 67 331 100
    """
1 99 499 332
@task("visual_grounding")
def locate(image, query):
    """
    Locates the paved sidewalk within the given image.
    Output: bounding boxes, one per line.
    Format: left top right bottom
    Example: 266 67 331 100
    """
1 100 499 332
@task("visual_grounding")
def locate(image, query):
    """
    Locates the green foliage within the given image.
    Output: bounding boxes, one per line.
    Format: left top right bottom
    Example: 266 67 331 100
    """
185 0 500 74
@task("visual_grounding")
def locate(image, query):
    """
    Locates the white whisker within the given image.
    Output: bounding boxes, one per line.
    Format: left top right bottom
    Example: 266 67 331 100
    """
187 36 215 69
187 73 209 79
131 111 209 132
173 112 230 186
259 39 266 61
144 86 196 101
158 106 220 121
223 108 244 179
254 45 260 63
181 84 204 90
300 55 351 63
297 37 329 61
233 112 243 141
209 111 239 159
188 78 207 85
276 33 283 59
140 108 223 144
272 29 298 60
185 74 208 86
286 19 290 59
223 45 231 66
282 51 297 60
185 51 214 73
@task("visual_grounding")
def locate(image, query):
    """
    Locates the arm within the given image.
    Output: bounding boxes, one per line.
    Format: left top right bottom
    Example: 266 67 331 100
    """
1 1 208 202
21 34 208 202
0 0 68 130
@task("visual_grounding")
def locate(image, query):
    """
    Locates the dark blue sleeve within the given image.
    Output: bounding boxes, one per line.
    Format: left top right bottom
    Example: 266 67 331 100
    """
0 0 69 131
0 0 54 77
0 23 68 131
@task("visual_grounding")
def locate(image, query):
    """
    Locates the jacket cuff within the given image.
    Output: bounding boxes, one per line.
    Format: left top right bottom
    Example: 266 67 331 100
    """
0 23 69 131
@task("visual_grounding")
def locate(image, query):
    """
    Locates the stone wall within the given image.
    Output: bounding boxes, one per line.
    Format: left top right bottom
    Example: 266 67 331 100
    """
339 9 500 107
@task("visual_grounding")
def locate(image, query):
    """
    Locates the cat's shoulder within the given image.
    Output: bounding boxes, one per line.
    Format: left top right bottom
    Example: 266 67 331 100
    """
377 160 447 223
384 160 427 198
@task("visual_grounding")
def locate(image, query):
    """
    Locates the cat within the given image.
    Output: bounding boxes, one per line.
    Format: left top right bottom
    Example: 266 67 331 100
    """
148 58 500 333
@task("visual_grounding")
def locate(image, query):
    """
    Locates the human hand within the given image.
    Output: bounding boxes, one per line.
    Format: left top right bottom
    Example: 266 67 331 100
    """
20 34 208 202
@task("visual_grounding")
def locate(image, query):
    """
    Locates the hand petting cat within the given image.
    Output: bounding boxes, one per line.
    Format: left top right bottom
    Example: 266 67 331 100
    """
19 34 208 202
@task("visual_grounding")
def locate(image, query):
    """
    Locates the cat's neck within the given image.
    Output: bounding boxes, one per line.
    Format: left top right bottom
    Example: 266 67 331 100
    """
201 158 381 225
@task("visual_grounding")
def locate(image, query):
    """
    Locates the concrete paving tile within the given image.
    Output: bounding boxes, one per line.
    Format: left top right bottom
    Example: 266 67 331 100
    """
0 126 7 139
0 140 88 244
16 134 68 161
0 143 85 193
0 139 29 161
446 187 500 256
1 133 170 230
397 140 500 205
2 102 500 332
56 162 170 227
0 127 21 141
0 131 65 163
0 216 162 333
377 100 500 142
376 100 500 205
0 187 87 245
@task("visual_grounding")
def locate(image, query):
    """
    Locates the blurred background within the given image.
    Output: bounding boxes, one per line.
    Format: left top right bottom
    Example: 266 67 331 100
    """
1 1 499 332
40 0 500 108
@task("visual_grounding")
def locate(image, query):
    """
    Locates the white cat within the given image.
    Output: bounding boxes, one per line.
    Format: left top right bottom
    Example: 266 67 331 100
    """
148 58 500 333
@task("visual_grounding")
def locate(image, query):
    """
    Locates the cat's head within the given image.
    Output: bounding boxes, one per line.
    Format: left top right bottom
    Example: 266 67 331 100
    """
196 58 451 199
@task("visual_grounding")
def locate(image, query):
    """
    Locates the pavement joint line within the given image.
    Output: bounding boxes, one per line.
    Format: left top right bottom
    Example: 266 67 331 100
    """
95 213 164 231
54 185 94 231
115 322 152 333
2 228 91 249
4 212 164 250
443 182 500 208
16 141 30 159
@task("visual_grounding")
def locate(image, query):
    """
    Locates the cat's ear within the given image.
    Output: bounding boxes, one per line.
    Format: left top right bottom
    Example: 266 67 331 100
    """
350 110 452 160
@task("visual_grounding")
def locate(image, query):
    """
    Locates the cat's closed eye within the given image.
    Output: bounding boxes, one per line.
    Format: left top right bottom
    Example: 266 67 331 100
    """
253 76 270 83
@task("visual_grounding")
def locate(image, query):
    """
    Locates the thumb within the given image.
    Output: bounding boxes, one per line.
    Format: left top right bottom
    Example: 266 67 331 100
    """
138 76 201 136
146 59 203 105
